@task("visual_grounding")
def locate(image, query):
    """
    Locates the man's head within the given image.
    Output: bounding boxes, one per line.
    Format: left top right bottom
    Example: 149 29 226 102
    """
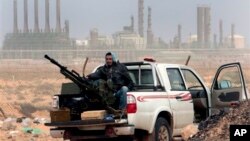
105 52 113 66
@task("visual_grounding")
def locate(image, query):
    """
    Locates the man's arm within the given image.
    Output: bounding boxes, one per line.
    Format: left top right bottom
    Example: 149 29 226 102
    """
87 66 104 80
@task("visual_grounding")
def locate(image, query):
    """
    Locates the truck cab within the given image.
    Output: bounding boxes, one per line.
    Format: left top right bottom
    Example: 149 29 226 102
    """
45 60 248 141
125 61 247 140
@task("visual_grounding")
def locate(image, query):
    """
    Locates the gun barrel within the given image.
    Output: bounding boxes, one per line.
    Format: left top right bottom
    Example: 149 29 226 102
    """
44 54 63 68
44 54 50 60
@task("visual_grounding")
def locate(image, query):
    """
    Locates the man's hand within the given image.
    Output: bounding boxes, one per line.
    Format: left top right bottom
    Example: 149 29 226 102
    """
85 74 91 79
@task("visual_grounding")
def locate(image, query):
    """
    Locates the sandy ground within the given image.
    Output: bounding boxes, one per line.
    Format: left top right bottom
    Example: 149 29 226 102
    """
0 60 249 141
0 61 75 141
0 78 65 141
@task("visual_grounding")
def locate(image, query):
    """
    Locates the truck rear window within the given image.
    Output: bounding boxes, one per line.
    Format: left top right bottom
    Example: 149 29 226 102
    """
128 69 154 85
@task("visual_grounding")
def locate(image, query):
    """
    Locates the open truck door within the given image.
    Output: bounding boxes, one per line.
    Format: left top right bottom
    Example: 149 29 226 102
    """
211 62 248 110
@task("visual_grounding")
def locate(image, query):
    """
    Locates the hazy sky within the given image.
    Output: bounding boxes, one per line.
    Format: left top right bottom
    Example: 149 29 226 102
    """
0 0 250 46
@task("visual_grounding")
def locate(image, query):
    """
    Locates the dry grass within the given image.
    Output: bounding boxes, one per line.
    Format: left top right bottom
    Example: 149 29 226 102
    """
0 60 249 118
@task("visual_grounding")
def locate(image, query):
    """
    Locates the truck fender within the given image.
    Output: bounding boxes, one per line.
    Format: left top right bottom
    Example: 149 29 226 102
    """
148 106 173 134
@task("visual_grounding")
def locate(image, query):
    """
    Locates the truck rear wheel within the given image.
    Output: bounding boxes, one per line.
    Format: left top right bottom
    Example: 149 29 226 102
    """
143 117 171 141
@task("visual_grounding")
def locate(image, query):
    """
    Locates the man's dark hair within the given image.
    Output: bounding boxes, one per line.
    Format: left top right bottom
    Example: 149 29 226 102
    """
105 52 112 57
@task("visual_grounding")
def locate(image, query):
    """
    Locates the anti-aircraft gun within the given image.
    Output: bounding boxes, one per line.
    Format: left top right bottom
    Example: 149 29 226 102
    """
45 54 95 93
44 55 118 120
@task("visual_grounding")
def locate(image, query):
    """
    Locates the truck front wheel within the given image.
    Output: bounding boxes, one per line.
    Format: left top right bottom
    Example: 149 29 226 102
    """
143 117 171 141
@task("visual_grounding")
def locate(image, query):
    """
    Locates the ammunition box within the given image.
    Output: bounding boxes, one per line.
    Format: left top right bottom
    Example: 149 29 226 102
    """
81 110 107 120
50 108 70 122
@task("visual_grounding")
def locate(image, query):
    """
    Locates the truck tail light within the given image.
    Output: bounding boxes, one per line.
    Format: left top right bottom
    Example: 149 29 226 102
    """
52 96 59 109
105 126 116 137
127 94 137 113
230 102 240 107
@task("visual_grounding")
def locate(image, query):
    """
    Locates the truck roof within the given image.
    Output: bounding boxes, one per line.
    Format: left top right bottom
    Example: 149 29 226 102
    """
93 61 192 73
123 61 189 69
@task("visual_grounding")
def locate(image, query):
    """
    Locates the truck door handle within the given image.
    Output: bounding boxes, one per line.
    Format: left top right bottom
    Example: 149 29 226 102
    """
176 96 182 99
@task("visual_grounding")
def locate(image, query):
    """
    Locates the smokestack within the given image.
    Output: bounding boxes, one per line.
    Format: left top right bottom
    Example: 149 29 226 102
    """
231 24 235 48
178 24 182 46
131 16 134 32
197 6 204 47
204 7 211 47
64 20 69 36
23 0 29 33
147 7 152 31
34 0 39 32
45 0 50 32
213 34 217 48
219 20 223 47
56 0 61 32
197 6 211 48
13 0 18 33
147 7 153 46
138 0 144 37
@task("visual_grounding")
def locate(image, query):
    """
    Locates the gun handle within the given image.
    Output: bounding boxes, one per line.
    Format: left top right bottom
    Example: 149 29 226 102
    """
72 70 81 77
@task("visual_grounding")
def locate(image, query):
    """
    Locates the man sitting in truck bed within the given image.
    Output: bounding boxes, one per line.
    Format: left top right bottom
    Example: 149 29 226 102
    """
87 52 134 115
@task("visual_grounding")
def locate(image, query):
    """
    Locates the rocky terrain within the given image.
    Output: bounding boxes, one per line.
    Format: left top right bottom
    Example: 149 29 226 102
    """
190 101 250 141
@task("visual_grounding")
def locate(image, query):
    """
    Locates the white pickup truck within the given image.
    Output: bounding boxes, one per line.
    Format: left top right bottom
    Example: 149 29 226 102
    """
45 59 248 141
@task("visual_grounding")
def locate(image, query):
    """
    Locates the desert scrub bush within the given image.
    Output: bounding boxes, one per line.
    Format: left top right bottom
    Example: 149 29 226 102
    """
6 96 12 101
31 97 45 103
20 103 37 118
17 94 25 101
20 103 51 118
35 83 56 95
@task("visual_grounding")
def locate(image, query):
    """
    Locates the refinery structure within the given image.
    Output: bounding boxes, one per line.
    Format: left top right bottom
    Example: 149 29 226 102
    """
0 0 249 60
3 0 71 50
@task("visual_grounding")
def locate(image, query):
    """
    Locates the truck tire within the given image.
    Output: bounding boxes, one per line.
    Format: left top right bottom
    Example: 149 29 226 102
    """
143 117 171 141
